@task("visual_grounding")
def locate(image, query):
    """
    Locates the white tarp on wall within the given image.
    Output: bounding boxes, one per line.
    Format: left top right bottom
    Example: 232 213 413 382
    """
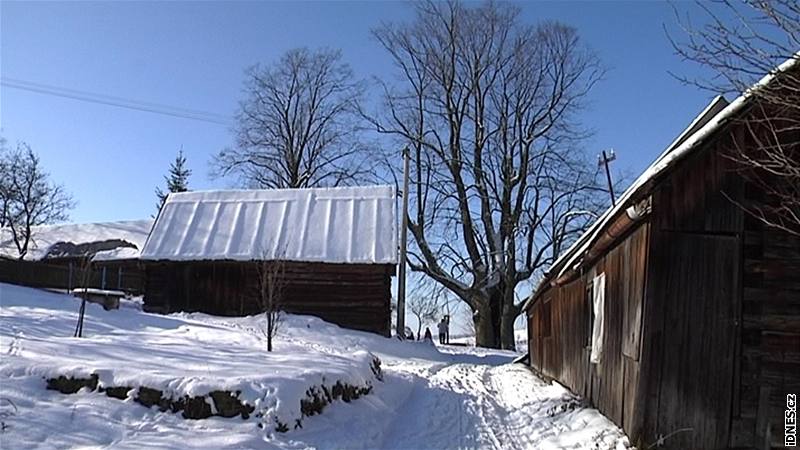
590 272 606 364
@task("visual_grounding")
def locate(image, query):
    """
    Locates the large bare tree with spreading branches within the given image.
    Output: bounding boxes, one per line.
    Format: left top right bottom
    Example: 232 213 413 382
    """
214 47 372 189
0 140 75 258
672 0 800 234
370 1 606 349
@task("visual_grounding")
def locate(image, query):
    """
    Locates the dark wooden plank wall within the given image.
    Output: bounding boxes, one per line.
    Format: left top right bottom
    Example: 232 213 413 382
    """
527 222 650 435
528 113 799 449
0 257 143 293
652 118 800 449
735 217 800 448
589 223 649 431
643 231 740 449
144 261 393 336
637 130 746 449
731 126 800 448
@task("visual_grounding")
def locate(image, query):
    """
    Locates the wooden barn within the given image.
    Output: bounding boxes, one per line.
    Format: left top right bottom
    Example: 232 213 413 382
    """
139 185 397 336
0 219 152 293
523 57 799 449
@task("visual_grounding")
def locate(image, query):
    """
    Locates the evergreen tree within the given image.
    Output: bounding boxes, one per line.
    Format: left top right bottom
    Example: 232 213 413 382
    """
155 149 191 214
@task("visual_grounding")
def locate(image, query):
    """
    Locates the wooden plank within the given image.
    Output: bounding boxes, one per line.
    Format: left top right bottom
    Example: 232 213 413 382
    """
755 386 772 449
648 232 739 449
622 224 649 360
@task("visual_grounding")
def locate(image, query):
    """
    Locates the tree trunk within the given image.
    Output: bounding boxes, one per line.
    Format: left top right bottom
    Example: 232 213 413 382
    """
473 302 498 348
499 305 519 351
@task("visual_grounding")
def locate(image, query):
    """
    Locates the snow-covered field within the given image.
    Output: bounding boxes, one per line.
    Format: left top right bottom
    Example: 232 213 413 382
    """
0 283 629 449
449 328 529 352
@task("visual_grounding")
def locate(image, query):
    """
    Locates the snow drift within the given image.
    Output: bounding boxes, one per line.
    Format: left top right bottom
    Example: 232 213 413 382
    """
0 283 383 432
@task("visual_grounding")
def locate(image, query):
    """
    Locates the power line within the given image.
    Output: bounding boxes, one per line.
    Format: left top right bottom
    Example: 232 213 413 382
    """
1 76 233 126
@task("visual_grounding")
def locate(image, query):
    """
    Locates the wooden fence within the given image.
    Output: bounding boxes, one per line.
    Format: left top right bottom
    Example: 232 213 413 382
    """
0 257 143 294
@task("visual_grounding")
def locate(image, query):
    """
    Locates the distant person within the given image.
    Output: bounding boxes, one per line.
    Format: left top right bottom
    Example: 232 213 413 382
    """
423 327 433 341
437 317 448 345
444 314 451 344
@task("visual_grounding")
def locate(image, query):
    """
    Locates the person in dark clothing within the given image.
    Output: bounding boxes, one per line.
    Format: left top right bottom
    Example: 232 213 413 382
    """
437 318 448 345
423 327 433 341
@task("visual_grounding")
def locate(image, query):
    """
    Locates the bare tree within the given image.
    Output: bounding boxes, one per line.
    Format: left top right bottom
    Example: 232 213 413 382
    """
0 142 75 258
214 47 372 189
0 138 11 229
671 1 800 234
370 1 605 349
255 257 286 352
408 276 446 339
73 258 94 338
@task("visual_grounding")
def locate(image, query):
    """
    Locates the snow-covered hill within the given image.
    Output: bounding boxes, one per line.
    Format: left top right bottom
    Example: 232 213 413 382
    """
0 283 629 449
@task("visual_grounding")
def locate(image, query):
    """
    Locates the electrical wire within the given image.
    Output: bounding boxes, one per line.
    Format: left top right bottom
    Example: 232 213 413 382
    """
1 76 232 126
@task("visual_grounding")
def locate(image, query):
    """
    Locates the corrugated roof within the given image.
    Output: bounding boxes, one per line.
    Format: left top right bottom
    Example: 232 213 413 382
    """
140 185 398 264
522 52 800 311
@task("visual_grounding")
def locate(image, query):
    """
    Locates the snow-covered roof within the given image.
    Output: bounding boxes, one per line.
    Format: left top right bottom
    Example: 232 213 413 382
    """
92 246 142 262
0 219 153 261
140 185 398 264
523 52 800 311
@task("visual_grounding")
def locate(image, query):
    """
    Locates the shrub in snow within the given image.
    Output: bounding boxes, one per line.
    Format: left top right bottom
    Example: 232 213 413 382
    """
370 356 383 381
0 398 17 432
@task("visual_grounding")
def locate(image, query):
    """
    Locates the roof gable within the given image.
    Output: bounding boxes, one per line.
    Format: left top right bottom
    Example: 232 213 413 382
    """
523 52 800 311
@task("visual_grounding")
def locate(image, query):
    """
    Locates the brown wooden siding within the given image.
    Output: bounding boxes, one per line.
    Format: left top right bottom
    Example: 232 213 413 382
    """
635 131 746 449
0 257 143 293
527 122 800 449
528 222 650 435
732 210 800 448
642 230 740 449
143 260 394 336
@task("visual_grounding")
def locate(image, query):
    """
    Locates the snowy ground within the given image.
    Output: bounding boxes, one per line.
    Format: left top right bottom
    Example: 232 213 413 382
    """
449 328 529 352
0 283 629 449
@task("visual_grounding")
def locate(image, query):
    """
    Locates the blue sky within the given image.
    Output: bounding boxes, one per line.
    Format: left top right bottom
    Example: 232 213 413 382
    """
0 1 720 224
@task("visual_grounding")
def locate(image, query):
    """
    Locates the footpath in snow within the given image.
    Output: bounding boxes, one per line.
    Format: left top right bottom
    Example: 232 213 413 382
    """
0 282 629 449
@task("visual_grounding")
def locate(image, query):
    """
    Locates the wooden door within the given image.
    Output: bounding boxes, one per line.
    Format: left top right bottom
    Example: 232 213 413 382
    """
652 232 739 449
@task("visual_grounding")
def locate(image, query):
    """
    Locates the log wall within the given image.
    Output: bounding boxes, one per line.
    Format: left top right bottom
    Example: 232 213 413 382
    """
0 257 143 294
143 261 394 336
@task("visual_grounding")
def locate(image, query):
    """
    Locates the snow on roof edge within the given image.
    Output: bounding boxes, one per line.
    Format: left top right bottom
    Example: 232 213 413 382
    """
522 52 800 312
91 247 141 262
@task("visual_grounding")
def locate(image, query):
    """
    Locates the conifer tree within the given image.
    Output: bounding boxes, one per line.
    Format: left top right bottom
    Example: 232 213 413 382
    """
155 149 191 214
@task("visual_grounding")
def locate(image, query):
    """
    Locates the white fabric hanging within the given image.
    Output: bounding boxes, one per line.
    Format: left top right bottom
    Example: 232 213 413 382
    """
590 272 606 364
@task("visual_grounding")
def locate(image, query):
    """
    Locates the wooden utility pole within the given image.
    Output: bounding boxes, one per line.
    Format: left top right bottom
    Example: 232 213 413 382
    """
599 149 617 206
397 147 410 338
